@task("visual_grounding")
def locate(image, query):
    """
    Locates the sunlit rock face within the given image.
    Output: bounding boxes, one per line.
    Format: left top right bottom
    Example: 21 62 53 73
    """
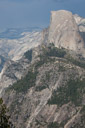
43 10 85 56
1 10 85 128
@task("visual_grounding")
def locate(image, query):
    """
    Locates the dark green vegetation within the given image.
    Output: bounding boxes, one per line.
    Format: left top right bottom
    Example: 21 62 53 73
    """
0 98 14 128
42 43 66 58
4 44 85 128
7 69 37 93
48 78 85 107
46 45 66 58
45 43 85 69
67 56 85 69
24 49 32 61
6 44 85 96
35 44 85 70
35 55 51 69
22 44 85 70
58 65 66 72
35 85 47 91
35 70 51 91
35 44 66 68
47 121 68 128
47 122 60 128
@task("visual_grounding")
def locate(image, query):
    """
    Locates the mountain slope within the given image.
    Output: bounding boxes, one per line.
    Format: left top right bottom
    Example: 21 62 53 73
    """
1 10 85 128
2 44 85 128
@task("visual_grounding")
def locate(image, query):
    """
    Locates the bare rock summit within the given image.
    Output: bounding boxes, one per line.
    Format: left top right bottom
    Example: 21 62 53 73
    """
43 10 85 56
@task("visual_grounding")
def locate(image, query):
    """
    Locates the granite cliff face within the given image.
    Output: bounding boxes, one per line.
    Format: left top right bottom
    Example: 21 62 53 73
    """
1 10 85 128
42 10 85 56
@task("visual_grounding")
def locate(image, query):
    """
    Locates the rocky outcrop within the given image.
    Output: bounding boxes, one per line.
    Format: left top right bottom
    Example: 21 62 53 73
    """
1 10 85 128
2 48 85 128
42 10 85 57
0 57 30 95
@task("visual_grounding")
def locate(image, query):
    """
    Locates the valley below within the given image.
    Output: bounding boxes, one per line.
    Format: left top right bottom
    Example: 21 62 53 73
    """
0 10 85 128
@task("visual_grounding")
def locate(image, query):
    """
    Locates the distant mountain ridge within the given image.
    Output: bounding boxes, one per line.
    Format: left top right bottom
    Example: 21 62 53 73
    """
1 10 85 128
0 28 42 62
0 27 42 39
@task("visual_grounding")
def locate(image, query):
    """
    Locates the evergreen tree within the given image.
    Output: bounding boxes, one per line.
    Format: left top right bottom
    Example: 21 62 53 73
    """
0 98 14 128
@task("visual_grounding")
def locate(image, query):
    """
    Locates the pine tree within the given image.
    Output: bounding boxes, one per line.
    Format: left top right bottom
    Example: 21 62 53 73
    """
0 98 14 128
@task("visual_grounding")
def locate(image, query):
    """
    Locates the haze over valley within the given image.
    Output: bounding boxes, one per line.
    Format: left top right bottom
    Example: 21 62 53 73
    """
0 9 85 128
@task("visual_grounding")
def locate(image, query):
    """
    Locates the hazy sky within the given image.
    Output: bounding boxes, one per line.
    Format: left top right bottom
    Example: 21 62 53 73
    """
0 0 85 29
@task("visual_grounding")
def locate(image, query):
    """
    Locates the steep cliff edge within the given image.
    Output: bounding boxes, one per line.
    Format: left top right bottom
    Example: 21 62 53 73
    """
42 10 85 57
2 44 85 128
1 10 85 128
